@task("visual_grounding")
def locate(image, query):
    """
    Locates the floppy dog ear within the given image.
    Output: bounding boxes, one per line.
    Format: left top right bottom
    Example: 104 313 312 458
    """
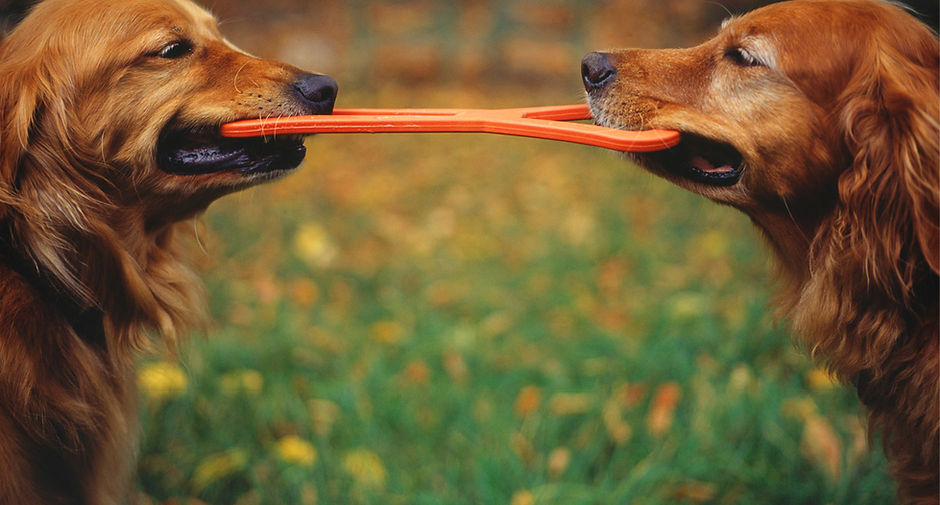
0 34 106 304
0 27 86 213
835 29 940 296
0 51 44 216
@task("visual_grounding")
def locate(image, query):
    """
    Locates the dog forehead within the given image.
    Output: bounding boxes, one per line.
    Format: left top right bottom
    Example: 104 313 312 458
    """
162 0 220 34
115 0 220 39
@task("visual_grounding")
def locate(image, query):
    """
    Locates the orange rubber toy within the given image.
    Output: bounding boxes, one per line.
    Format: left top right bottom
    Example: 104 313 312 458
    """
220 104 679 152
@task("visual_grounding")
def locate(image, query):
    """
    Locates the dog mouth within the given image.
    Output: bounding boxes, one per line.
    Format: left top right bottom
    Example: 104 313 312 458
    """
157 126 307 176
589 105 744 187
677 134 744 186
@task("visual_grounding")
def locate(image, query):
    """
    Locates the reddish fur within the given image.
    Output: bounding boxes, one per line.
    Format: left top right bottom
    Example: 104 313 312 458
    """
0 0 329 503
586 1 938 502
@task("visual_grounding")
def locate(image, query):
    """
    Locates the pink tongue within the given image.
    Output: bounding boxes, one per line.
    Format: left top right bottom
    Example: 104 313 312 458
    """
691 155 733 173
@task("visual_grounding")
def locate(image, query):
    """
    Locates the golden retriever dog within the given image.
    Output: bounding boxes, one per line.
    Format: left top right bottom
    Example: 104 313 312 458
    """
0 0 336 503
582 0 938 503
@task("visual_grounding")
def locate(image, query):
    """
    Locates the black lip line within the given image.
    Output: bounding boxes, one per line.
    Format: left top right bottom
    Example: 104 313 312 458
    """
156 126 307 176
634 135 743 187
686 163 743 186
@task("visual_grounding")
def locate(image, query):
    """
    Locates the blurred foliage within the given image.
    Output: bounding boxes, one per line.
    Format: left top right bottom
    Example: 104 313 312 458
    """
136 84 893 504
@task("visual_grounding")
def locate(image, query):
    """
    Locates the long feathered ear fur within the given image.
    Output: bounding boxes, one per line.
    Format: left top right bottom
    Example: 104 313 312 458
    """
837 28 940 288
0 33 113 307
797 16 940 375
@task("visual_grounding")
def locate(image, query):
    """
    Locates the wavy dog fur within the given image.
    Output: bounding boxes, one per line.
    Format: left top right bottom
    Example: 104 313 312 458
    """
0 0 335 503
583 1 938 502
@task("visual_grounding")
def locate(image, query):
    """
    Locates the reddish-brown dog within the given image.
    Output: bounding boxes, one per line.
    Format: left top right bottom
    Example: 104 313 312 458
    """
583 0 938 502
0 0 336 503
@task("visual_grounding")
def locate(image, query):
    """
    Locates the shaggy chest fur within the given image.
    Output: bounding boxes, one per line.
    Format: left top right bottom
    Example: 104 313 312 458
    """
0 259 136 504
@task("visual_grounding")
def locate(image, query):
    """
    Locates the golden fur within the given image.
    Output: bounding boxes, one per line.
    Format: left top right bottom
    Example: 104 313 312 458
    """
583 1 938 502
0 0 335 503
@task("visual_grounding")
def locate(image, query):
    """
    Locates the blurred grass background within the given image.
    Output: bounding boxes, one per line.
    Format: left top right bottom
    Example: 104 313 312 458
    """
114 0 898 503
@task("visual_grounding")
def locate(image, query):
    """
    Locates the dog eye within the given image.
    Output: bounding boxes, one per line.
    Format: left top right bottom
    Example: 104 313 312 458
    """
725 47 762 67
154 40 193 59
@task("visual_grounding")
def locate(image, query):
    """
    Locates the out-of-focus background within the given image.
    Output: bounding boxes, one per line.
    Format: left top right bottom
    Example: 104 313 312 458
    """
8 0 938 504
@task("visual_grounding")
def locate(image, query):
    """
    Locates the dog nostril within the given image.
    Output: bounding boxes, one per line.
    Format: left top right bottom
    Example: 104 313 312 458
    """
581 52 616 91
294 73 338 114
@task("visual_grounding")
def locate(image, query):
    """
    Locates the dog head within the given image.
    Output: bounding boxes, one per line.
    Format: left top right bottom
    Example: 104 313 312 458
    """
581 0 937 217
0 0 337 225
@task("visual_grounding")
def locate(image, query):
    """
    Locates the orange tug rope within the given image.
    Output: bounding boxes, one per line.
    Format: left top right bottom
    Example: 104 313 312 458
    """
220 104 680 153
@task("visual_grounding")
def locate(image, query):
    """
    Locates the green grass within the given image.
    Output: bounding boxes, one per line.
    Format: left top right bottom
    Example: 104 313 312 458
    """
136 87 892 505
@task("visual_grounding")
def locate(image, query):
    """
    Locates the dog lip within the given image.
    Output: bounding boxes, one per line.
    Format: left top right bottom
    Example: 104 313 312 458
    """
156 127 307 176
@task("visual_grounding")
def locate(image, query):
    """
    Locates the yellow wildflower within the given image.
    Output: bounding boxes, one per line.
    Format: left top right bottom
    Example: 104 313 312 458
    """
510 490 535 505
806 368 839 392
276 435 317 467
294 222 337 268
343 448 387 489
192 449 247 493
138 361 187 403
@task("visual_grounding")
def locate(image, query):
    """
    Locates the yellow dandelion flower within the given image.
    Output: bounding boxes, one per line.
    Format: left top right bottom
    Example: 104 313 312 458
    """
806 368 839 392
510 490 535 505
276 435 317 467
343 448 387 489
294 222 337 268
240 370 263 394
192 449 247 493
138 361 187 403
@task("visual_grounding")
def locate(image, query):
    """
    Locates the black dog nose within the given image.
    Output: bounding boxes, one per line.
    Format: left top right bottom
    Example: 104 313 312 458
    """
581 52 616 91
294 73 338 114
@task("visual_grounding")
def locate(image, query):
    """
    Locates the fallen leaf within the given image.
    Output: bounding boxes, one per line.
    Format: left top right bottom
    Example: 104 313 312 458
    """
647 382 682 436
